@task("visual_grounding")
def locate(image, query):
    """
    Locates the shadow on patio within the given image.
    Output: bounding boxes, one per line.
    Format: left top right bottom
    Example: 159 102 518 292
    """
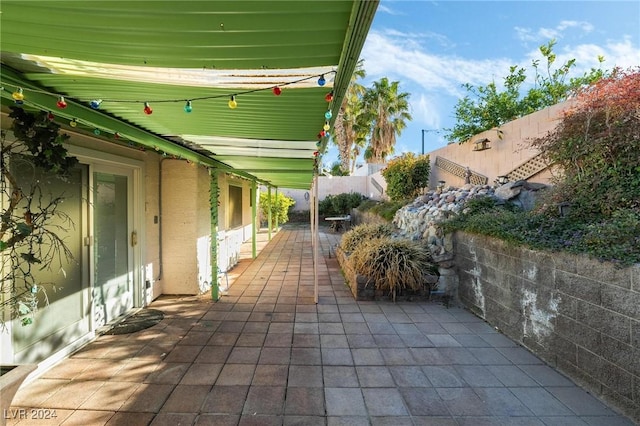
8 224 634 425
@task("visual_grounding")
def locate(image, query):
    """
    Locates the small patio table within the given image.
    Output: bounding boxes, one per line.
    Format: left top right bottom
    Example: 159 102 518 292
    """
325 215 351 232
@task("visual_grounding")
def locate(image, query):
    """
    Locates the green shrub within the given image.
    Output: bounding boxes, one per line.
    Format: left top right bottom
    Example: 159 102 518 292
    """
381 152 430 201
444 197 640 266
259 192 295 229
339 223 394 252
358 199 409 222
319 192 364 216
350 237 433 300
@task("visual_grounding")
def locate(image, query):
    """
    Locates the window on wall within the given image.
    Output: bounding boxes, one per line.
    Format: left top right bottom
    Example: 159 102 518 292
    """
228 185 243 228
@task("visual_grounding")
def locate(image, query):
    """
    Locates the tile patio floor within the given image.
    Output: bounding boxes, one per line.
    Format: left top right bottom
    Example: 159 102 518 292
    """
8 224 635 425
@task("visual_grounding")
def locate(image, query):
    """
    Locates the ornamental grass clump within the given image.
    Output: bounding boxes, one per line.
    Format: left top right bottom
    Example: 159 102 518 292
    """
350 237 432 301
339 223 394 252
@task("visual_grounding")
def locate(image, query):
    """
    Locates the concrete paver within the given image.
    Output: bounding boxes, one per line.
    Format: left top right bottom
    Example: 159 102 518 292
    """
8 225 636 425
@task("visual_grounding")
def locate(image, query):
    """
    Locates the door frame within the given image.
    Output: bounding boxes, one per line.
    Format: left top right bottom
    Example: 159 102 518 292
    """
66 146 145 331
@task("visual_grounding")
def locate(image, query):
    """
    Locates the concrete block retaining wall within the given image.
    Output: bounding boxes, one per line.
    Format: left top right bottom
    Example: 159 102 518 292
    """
453 232 640 422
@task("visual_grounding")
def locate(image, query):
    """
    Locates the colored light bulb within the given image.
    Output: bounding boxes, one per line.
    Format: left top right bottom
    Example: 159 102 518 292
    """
313 151 319 156
325 91 334 102
323 122 330 131
93 129 101 135
228 96 237 109
320 130 326 137
47 112 55 121
70 119 77 127
184 100 193 113
12 87 24 103
57 96 68 109
325 110 332 119
90 99 102 109
143 102 153 115
114 132 121 139
317 75 326 86
272 86 282 96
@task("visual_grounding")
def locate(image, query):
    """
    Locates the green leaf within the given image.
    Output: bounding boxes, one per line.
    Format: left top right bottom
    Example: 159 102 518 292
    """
16 222 32 236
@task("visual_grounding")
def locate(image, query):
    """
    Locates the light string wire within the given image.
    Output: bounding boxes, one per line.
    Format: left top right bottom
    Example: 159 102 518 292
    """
0 70 337 105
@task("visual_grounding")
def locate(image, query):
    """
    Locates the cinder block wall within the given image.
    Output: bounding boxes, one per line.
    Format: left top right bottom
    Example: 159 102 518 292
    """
454 232 640 422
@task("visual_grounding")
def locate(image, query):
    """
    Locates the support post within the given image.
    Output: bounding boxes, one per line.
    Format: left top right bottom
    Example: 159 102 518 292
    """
267 186 272 240
313 175 319 304
274 187 279 231
209 168 219 301
252 180 258 259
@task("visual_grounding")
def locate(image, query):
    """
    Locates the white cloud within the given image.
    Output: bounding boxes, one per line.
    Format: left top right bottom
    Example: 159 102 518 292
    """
412 94 442 130
376 4 403 16
362 31 513 97
523 37 640 75
515 20 595 43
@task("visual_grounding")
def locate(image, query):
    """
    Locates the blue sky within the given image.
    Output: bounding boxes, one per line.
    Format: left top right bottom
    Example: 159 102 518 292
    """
325 0 640 167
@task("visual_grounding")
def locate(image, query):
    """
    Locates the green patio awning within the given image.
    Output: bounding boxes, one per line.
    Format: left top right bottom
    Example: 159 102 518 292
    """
0 1 378 189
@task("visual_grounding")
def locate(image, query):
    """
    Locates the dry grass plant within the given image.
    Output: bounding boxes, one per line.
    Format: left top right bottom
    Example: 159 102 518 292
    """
350 237 431 301
339 223 394 253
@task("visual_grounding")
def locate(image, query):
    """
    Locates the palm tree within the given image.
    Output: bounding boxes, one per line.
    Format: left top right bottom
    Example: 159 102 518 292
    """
331 60 367 174
361 77 411 163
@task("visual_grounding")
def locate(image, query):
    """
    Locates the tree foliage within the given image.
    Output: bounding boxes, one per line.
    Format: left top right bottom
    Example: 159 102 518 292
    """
331 68 412 169
533 67 640 219
259 192 295 229
361 77 412 163
381 153 430 202
445 40 606 143
331 60 368 174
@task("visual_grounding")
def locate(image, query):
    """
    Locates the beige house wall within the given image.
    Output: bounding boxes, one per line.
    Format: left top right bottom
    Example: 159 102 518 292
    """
428 101 573 188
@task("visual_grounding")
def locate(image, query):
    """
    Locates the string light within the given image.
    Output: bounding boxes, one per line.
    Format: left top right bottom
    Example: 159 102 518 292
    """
323 121 330 131
143 102 153 115
1 70 336 112
228 95 237 109
56 96 67 109
184 100 193 113
324 110 332 119
47 111 55 121
114 132 121 139
69 119 77 127
93 129 101 135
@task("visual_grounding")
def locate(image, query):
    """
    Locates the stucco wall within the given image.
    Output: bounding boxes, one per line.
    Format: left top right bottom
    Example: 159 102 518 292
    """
428 102 573 188
454 232 640 422
161 160 208 294
279 173 388 212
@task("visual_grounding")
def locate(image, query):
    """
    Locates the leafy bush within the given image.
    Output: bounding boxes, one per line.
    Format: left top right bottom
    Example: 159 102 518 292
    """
339 223 394 252
532 67 640 220
350 237 433 300
357 198 408 222
318 192 364 216
259 192 295 228
381 152 430 201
